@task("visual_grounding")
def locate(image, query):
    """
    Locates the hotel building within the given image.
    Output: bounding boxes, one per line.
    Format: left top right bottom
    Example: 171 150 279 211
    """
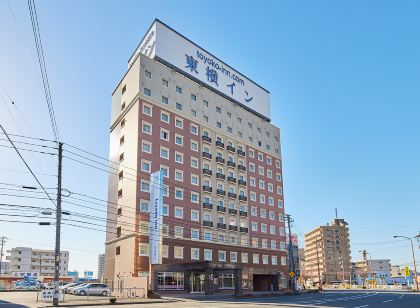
104 19 287 294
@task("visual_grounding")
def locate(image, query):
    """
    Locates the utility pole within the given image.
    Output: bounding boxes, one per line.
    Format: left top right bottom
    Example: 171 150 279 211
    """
0 236 7 277
53 142 63 307
285 214 297 292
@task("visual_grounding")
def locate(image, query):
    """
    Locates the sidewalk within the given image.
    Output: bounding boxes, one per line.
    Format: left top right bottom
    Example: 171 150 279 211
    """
39 297 180 307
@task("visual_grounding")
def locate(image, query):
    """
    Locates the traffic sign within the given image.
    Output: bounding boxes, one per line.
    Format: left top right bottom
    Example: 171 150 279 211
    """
289 272 294 278
404 266 410 277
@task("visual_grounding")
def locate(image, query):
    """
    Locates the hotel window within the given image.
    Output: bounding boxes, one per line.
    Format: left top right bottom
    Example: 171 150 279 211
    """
227 112 231 119
277 199 283 208
191 141 198 151
119 136 125 146
280 242 286 251
191 248 200 260
160 165 169 178
241 253 248 263
162 245 169 258
191 229 199 240
248 123 252 129
218 251 226 262
176 102 183 110
160 147 169 159
175 152 183 163
227 127 232 133
270 225 276 235
252 238 259 247
218 234 225 243
262 255 269 265
162 224 169 236
162 79 168 87
174 226 184 239
204 249 212 261
248 149 254 158
262 239 268 248
160 129 169 141
121 85 126 94
191 94 197 101
142 141 151 153
139 243 149 256
120 118 125 128
250 192 256 202
238 132 242 138
174 207 183 219
116 246 120 255
176 86 182 94
251 222 258 232
203 100 208 107
279 227 285 236
190 124 198 135
191 192 199 203
142 122 152 134
143 88 151 96
141 160 151 172
191 158 198 168
249 163 255 172
278 213 284 222
121 101 126 110
162 204 169 216
174 246 183 259
204 212 211 222
267 170 273 179
281 256 286 266
216 122 221 128
203 115 209 122
258 166 264 175
261 224 267 233
250 177 256 187
276 173 282 182
175 135 183 146
269 211 275 220
190 109 196 117
268 183 273 192
271 240 277 249
191 175 199 185
268 197 274 206
230 252 237 263
277 186 283 195
253 254 259 264
161 112 169 123
271 256 278 265
266 156 272 165
140 200 149 212
191 210 199 221
237 117 242 123
257 127 261 133
260 209 267 218
266 145 271 151
175 117 183 128
204 231 212 241
260 194 266 204
175 188 183 200
259 180 265 189
143 105 152 117
161 96 168 104
140 180 149 192
258 153 263 161
276 160 281 168
216 106 221 113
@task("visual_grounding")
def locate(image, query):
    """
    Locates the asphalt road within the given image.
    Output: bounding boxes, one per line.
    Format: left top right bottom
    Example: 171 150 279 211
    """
0 290 419 307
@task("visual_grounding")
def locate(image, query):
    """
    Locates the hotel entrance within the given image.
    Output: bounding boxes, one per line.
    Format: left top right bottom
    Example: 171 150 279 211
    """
190 272 205 293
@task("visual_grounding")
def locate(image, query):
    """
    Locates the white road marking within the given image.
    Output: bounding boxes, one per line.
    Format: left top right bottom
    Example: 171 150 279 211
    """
382 300 393 303
353 305 369 308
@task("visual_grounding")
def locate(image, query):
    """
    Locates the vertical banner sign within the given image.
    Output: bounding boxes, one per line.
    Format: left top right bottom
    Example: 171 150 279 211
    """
149 170 163 264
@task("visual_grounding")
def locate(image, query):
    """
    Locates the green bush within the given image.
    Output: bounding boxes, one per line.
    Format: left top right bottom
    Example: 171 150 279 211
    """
109 297 117 304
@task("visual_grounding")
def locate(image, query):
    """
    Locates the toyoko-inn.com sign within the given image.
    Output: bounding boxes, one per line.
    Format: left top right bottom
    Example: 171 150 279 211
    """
128 19 270 120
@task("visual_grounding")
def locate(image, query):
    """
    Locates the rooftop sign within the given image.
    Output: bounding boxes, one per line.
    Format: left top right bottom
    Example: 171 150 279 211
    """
129 19 271 120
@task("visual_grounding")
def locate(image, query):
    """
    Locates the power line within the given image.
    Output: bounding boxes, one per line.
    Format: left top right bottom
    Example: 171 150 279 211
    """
27 0 60 142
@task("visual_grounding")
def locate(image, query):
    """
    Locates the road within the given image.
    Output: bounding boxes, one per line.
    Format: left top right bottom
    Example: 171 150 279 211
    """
0 290 419 307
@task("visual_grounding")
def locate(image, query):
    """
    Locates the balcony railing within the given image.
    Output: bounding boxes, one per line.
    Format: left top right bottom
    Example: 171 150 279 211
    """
217 189 225 196
229 225 238 231
228 208 238 215
203 221 213 227
202 135 212 143
216 173 225 180
202 152 212 160
203 185 212 193
203 202 213 210
216 141 224 148
239 195 247 201
217 223 227 229
237 149 245 157
228 192 237 199
217 206 226 213
240 227 249 233
202 168 212 176
227 145 235 153
238 165 246 172
227 161 236 168
239 211 248 217
228 176 236 184
216 157 225 164
238 179 247 186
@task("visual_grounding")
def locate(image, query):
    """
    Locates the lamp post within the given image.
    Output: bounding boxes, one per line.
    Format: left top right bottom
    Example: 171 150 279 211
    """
359 250 372 287
394 235 419 291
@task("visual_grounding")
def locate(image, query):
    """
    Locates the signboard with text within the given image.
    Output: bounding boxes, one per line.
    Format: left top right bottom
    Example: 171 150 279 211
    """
149 170 163 265
129 19 270 120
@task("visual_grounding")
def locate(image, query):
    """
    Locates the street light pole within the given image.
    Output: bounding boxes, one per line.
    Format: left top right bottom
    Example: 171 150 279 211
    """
394 235 419 292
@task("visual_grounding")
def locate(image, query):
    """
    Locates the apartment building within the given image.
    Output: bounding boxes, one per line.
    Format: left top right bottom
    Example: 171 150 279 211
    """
7 247 69 278
104 19 287 294
304 219 351 284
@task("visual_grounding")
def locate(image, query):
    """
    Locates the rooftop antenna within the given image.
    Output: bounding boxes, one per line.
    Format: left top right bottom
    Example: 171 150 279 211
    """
335 208 338 219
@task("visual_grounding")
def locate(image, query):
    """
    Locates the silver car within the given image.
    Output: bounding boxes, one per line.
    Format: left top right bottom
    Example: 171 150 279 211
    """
67 283 88 294
73 283 110 296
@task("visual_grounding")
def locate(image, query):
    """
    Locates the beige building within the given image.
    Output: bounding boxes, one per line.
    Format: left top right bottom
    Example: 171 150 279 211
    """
304 219 351 284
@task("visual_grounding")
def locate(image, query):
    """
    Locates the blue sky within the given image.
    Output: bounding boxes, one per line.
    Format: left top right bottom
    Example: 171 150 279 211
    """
0 0 419 275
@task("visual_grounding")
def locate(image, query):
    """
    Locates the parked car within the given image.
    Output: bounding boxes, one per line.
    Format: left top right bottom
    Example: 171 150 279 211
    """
73 283 110 296
60 282 80 293
67 283 88 294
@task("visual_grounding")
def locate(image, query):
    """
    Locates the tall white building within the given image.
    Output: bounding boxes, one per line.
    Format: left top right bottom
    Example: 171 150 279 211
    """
7 247 69 278
98 254 105 281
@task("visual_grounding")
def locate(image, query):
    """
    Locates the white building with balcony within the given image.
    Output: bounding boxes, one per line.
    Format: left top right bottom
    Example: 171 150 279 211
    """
7 247 69 278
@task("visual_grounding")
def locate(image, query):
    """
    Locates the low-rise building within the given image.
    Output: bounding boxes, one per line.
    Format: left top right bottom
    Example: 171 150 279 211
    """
7 247 69 278
354 259 391 284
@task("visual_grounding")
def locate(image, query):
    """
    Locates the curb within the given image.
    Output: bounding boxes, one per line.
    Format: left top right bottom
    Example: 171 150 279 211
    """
40 299 180 307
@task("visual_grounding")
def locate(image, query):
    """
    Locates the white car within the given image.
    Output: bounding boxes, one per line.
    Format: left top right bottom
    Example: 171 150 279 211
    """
73 283 110 296
67 283 88 294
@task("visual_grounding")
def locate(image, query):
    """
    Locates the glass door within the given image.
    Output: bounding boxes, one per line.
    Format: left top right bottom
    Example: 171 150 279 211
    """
190 272 205 293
